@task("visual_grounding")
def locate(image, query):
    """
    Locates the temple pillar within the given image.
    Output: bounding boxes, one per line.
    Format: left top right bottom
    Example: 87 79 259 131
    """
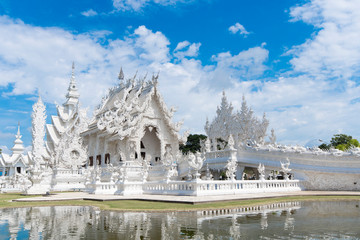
104 139 108 165
94 136 99 168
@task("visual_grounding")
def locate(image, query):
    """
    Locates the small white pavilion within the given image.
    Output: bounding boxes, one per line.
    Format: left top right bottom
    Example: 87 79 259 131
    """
0 124 29 177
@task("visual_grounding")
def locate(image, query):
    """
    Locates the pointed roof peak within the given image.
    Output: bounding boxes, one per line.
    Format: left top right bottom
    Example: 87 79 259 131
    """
36 91 43 104
65 62 80 107
118 67 124 81
12 122 24 155
71 61 76 82
16 122 21 138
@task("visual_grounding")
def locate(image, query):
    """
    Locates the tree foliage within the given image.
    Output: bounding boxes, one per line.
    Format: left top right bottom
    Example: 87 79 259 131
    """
330 134 353 147
319 134 360 151
318 143 330 151
179 134 207 154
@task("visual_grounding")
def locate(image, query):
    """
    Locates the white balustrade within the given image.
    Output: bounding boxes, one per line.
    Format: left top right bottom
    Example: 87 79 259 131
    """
143 179 301 196
53 169 83 175
205 150 233 160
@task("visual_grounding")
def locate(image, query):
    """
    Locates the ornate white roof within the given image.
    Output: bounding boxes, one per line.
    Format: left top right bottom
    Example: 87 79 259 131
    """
11 124 25 155
87 71 186 143
205 92 269 147
0 125 29 167
44 64 88 169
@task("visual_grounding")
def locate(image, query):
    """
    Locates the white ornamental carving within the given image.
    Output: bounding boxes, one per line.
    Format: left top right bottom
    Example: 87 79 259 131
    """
53 120 88 169
96 73 187 143
188 152 205 179
31 95 47 167
257 163 265 181
205 92 269 149
281 158 291 180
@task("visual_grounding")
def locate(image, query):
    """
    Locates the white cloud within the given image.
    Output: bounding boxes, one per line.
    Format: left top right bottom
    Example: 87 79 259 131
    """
24 145 32 154
0 145 10 155
228 22 250 36
81 9 98 17
133 25 170 63
0 16 271 143
112 0 193 12
208 45 268 88
174 40 190 51
288 0 360 80
2 0 360 148
174 41 201 59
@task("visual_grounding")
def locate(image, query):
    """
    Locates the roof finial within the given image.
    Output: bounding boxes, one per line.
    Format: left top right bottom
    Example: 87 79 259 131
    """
16 122 21 138
152 72 159 86
70 62 76 83
118 67 124 81
65 62 80 106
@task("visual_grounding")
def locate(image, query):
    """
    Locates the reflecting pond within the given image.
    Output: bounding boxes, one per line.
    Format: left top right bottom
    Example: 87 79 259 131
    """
1 201 360 239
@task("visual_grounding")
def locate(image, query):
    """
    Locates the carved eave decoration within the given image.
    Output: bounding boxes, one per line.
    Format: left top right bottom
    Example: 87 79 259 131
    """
95 73 187 143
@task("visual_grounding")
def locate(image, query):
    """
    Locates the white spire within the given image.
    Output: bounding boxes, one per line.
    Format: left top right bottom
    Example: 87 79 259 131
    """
64 62 80 111
11 122 25 155
32 95 46 162
118 67 124 81
16 122 20 137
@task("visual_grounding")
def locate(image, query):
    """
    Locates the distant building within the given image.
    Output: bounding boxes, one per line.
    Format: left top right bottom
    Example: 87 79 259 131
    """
0 124 29 177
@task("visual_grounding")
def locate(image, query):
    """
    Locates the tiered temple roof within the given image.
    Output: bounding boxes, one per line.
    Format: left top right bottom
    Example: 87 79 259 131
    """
45 63 87 166
0 124 29 170
85 70 186 143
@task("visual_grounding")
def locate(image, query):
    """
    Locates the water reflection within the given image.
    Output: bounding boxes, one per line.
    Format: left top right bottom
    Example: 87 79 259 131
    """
1 201 360 239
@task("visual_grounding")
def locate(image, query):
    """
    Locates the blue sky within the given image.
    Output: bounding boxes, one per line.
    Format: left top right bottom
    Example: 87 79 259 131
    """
1 0 360 153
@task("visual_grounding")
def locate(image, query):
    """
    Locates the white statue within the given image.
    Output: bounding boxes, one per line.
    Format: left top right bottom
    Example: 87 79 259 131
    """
227 134 235 150
187 152 204 179
225 158 237 181
257 163 265 181
269 128 277 145
280 158 292 180
205 163 213 180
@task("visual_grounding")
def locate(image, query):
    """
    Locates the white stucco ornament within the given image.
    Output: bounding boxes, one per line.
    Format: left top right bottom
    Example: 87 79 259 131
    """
258 163 265 181
31 95 47 167
205 92 269 150
187 152 205 179
61 136 87 169
281 158 291 180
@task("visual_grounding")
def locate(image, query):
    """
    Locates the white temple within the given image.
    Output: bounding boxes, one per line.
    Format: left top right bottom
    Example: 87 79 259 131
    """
0 124 31 192
45 63 88 191
1 64 359 195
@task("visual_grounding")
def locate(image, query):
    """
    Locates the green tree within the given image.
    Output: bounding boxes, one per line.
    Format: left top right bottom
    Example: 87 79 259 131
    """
336 138 360 151
319 134 360 151
179 134 207 154
330 134 353 147
318 143 330 150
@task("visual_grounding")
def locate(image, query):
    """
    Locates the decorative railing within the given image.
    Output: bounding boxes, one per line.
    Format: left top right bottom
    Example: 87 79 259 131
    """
53 169 83 175
87 181 143 195
143 179 301 196
205 149 235 160
87 179 301 196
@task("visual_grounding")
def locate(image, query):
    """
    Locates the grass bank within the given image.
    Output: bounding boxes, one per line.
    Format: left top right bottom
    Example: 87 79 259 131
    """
1 193 360 212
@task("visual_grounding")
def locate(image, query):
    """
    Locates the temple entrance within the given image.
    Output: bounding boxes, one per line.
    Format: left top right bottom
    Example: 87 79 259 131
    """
140 126 161 165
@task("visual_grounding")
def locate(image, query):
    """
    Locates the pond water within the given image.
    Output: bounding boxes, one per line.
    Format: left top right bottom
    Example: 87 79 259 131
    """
1 201 360 239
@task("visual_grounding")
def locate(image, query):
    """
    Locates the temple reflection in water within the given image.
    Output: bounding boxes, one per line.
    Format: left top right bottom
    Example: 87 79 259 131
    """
1 201 360 239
